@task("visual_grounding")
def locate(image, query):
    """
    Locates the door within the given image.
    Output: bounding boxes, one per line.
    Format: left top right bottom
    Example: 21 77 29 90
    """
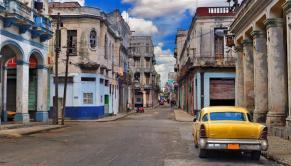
210 78 235 106
6 78 16 112
104 95 109 114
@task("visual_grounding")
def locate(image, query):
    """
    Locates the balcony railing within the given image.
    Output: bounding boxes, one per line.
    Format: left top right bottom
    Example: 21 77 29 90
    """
32 15 53 41
5 0 34 23
192 57 236 67
144 84 152 90
0 0 5 10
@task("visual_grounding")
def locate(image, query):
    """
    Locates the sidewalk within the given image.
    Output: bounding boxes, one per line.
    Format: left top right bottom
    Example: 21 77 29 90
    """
65 111 135 122
0 124 63 138
262 136 291 166
174 109 194 122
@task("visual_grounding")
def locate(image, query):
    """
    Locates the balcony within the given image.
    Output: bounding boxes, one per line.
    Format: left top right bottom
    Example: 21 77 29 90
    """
3 0 34 28
32 15 53 42
144 53 153 58
144 84 152 90
192 57 236 67
0 0 5 11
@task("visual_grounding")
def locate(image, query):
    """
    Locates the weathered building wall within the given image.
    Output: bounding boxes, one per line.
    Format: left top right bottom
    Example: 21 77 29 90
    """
230 0 291 139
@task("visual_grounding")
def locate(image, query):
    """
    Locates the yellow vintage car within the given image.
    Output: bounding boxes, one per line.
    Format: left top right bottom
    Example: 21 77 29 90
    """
192 106 268 160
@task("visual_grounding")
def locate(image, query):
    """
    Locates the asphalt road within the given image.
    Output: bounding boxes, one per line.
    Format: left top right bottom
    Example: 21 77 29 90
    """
0 105 279 166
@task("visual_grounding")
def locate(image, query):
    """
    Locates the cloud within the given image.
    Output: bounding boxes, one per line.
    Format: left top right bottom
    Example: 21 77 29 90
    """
154 43 176 86
50 0 85 6
122 0 230 19
121 11 158 36
122 0 194 19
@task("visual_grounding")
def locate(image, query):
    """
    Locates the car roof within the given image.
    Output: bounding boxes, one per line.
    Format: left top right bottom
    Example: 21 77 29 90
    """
202 106 249 114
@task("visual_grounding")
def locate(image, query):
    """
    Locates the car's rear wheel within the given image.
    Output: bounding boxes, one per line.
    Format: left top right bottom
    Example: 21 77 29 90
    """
251 151 261 160
198 148 208 158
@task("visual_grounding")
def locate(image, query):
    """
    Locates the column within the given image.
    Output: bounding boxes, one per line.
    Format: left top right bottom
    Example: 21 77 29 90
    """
14 63 30 123
235 45 244 107
283 1 291 131
143 91 147 108
251 31 268 123
36 67 49 122
265 18 287 126
242 39 255 112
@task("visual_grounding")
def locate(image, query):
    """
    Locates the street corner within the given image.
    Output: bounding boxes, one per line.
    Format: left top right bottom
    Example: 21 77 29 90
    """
174 109 194 122
0 125 64 138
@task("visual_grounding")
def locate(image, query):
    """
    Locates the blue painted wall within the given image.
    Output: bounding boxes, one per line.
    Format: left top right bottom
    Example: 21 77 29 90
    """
49 106 105 120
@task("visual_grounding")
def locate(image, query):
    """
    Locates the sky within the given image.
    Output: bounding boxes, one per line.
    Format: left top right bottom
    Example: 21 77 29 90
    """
52 0 232 87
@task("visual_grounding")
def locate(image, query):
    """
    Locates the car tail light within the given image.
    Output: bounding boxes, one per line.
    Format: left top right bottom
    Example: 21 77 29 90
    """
200 125 207 138
260 127 268 140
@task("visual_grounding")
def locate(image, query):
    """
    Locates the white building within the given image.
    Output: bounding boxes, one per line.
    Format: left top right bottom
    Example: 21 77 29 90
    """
49 2 126 119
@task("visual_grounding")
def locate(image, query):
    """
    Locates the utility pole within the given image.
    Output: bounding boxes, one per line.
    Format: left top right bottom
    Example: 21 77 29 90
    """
61 40 70 125
53 13 61 125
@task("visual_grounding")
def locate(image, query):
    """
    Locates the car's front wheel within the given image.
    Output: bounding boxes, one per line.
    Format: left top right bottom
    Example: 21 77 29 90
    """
198 148 208 158
251 151 261 160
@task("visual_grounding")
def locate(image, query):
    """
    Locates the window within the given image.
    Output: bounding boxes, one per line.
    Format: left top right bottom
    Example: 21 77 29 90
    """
214 28 226 59
146 44 149 53
210 112 246 121
67 30 77 56
100 78 104 84
83 93 93 104
136 98 142 102
81 77 96 82
90 30 97 48
202 114 208 122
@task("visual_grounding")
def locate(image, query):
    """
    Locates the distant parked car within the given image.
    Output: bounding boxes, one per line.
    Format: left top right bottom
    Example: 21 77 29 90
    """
192 106 268 160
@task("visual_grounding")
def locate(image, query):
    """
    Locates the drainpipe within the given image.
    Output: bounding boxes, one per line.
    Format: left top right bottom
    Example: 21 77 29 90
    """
201 72 204 109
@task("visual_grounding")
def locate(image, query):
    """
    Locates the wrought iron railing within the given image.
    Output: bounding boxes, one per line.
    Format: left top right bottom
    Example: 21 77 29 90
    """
5 0 33 21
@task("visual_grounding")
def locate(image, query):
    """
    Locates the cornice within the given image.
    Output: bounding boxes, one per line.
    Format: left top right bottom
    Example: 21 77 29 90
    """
230 0 272 35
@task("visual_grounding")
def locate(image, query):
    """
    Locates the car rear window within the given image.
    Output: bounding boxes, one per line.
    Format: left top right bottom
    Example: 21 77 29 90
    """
210 112 246 121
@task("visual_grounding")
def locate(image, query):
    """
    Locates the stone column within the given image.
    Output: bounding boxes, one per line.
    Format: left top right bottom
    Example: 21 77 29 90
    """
265 18 288 126
36 67 49 122
14 62 30 123
283 1 291 131
242 39 255 112
235 46 244 107
251 31 268 123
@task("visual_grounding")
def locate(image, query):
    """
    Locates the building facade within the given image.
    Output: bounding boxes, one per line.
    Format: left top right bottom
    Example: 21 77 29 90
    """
0 0 52 123
107 10 131 113
49 2 128 119
129 36 159 108
230 0 291 139
175 7 236 115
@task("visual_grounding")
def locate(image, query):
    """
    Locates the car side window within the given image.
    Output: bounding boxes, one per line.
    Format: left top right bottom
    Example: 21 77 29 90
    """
202 114 208 122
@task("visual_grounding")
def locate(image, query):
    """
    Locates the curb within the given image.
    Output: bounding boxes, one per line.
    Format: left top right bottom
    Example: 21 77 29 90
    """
95 112 136 122
262 152 291 166
0 125 65 138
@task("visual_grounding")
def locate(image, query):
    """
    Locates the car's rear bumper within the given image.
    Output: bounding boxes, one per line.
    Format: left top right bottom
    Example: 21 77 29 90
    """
199 138 268 151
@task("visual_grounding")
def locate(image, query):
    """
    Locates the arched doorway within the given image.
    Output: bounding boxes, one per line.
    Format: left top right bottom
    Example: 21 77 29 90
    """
0 42 24 122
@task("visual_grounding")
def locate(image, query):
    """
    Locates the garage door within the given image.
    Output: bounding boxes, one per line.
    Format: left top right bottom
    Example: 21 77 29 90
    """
210 78 235 100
